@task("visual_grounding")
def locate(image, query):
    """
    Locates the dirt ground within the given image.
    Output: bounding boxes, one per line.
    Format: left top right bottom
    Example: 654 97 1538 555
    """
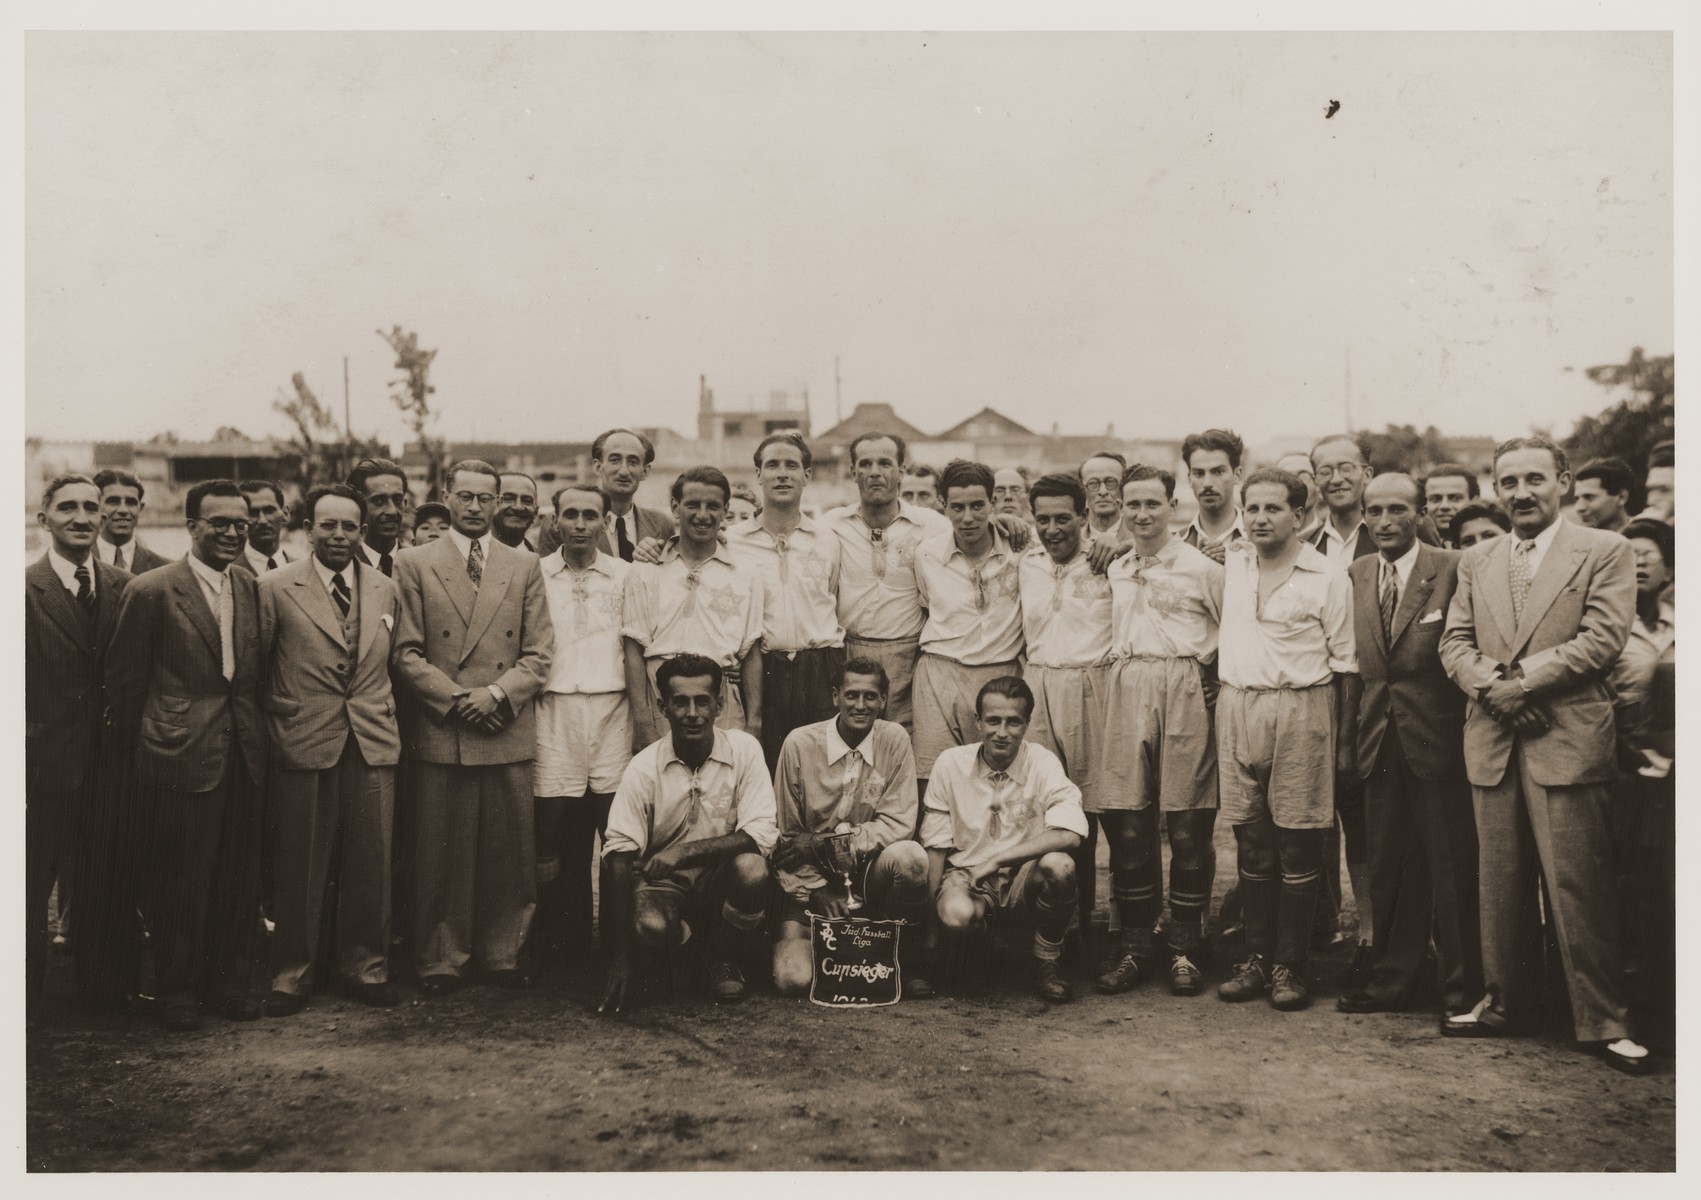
27 833 1676 1173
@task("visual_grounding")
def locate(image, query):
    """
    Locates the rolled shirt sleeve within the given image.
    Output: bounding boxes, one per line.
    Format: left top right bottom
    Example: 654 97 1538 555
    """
1322 568 1358 676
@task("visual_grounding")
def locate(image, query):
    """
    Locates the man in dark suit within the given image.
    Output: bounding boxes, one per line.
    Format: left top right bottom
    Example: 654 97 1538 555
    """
104 479 268 1030
91 468 172 575
347 457 411 578
1440 435 1648 1073
233 479 296 574
1337 474 1481 1021
259 485 404 1015
537 429 673 560
394 459 553 994
27 474 131 1013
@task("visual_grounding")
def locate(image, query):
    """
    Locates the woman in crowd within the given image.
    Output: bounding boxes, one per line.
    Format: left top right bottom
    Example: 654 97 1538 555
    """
1449 498 1511 549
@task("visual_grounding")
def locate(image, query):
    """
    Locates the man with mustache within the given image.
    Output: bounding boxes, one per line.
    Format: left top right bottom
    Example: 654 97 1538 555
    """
598 655 776 1010
1181 429 1247 565
27 474 131 1014
622 466 765 751
90 468 171 575
922 676 1088 1002
726 432 845 771
104 480 268 1029
1440 435 1648 1073
234 480 295 574
493 472 540 552
347 457 411 578
258 484 403 1016
769 659 929 997
822 433 951 733
1099 464 1224 997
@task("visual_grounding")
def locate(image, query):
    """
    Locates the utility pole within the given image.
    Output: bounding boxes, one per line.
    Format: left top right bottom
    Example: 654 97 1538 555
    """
343 355 352 441
1343 347 1354 431
834 356 843 426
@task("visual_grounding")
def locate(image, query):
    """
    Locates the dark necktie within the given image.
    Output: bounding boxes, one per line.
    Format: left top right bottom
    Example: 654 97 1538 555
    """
615 515 635 562
1379 560 1399 640
266 555 278 571
467 538 484 588
379 551 393 578
332 573 351 619
74 564 94 610
113 545 125 571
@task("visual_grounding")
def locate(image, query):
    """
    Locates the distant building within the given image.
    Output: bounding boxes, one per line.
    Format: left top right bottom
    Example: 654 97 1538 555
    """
24 434 294 520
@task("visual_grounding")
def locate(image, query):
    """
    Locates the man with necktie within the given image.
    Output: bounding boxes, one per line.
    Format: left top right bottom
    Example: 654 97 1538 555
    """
26 474 131 1014
104 479 268 1030
394 459 553 995
235 479 295 574
347 457 411 578
1440 435 1649 1073
537 429 674 560
90 468 171 575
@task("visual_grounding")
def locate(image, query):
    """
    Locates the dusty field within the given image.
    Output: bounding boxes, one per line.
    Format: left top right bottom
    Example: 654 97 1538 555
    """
27 828 1675 1173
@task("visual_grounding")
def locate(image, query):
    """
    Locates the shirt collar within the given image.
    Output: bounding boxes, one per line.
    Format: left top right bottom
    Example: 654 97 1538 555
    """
825 720 878 767
945 529 1011 564
541 547 614 577
1382 540 1421 588
311 553 356 593
245 544 282 572
1519 517 1564 556
186 551 229 592
1188 509 1245 542
972 741 1029 785
658 536 735 569
447 527 491 561
1319 518 1366 551
657 727 735 771
94 535 133 565
1292 542 1334 574
46 546 93 594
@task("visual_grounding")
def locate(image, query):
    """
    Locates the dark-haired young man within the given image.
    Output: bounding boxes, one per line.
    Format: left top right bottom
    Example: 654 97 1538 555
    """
598 655 776 1010
727 433 845 770
1423 464 1480 548
922 676 1089 1002
104 479 268 1029
1215 468 1357 1013
912 461 1025 789
1641 441 1673 524
394 459 554 995
27 474 131 1013
346 457 411 577
1571 457 1636 534
259 484 403 1015
1182 429 1247 565
1099 464 1224 996
622 466 765 749
769 659 929 996
235 480 295 574
91 469 171 575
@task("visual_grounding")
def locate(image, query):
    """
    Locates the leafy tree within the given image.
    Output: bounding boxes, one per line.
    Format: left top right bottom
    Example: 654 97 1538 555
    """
1359 424 1453 476
272 371 386 497
380 325 445 500
1563 347 1674 479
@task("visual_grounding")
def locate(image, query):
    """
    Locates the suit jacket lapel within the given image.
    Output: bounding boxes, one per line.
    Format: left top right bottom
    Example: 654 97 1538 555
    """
29 558 93 652
286 564 349 649
1511 521 1586 654
170 560 223 661
1390 545 1438 646
1355 559 1389 659
357 562 386 663
431 537 477 625
461 549 512 664
1476 536 1515 647
94 561 126 653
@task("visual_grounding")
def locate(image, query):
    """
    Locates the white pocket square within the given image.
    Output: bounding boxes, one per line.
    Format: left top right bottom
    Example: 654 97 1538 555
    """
1419 610 1442 625
381 613 394 631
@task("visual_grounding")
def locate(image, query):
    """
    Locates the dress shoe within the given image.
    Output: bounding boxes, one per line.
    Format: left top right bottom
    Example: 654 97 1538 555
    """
419 973 464 997
1032 959 1074 1003
264 990 307 1018
212 996 263 1021
1217 955 1269 1002
348 980 401 1008
1440 1011 1498 1037
1269 963 1310 1011
1335 942 1374 991
1169 953 1204 996
709 961 746 1003
487 969 536 991
1594 1038 1653 1076
158 1006 202 1032
1095 952 1142 994
1336 990 1398 1014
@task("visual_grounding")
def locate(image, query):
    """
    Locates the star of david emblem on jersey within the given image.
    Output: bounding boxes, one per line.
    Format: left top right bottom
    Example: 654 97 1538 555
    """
994 561 1021 599
1070 573 1111 602
706 583 746 621
795 547 831 583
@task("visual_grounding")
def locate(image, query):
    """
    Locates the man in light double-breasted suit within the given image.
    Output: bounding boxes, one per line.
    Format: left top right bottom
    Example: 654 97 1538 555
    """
1440 435 1647 1073
1338 475 1480 1022
395 460 554 994
259 484 404 1016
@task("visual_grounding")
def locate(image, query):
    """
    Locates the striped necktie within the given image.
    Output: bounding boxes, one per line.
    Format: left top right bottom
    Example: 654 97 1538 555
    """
1379 559 1399 639
332 572 351 619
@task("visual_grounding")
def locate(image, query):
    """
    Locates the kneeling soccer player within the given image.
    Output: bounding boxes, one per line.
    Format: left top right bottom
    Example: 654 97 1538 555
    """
769 658 932 997
921 676 1089 1002
598 654 777 1012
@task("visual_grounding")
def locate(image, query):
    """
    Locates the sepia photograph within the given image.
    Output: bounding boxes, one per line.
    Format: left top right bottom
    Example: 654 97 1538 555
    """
13 4 1683 1178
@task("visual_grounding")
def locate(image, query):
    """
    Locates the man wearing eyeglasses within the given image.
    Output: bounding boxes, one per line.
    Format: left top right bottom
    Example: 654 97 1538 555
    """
394 459 554 996
104 480 268 1030
992 467 1034 529
493 472 540 553
821 433 951 733
1182 430 1248 565
258 484 404 1016
912 461 1026 795
1079 452 1130 546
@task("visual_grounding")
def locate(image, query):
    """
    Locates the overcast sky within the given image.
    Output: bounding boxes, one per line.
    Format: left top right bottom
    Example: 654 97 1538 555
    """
24 30 1671 451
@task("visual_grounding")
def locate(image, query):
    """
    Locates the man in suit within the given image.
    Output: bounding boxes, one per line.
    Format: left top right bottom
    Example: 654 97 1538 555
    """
91 468 172 575
27 474 131 1013
538 429 673 560
1337 474 1482 1022
235 479 296 574
347 457 411 578
494 472 540 552
394 459 553 995
104 479 268 1030
1439 435 1648 1073
259 484 404 1016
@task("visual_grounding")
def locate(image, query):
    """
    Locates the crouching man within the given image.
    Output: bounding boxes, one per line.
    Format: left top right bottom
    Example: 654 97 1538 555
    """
921 676 1088 1002
770 658 931 997
598 654 776 1012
